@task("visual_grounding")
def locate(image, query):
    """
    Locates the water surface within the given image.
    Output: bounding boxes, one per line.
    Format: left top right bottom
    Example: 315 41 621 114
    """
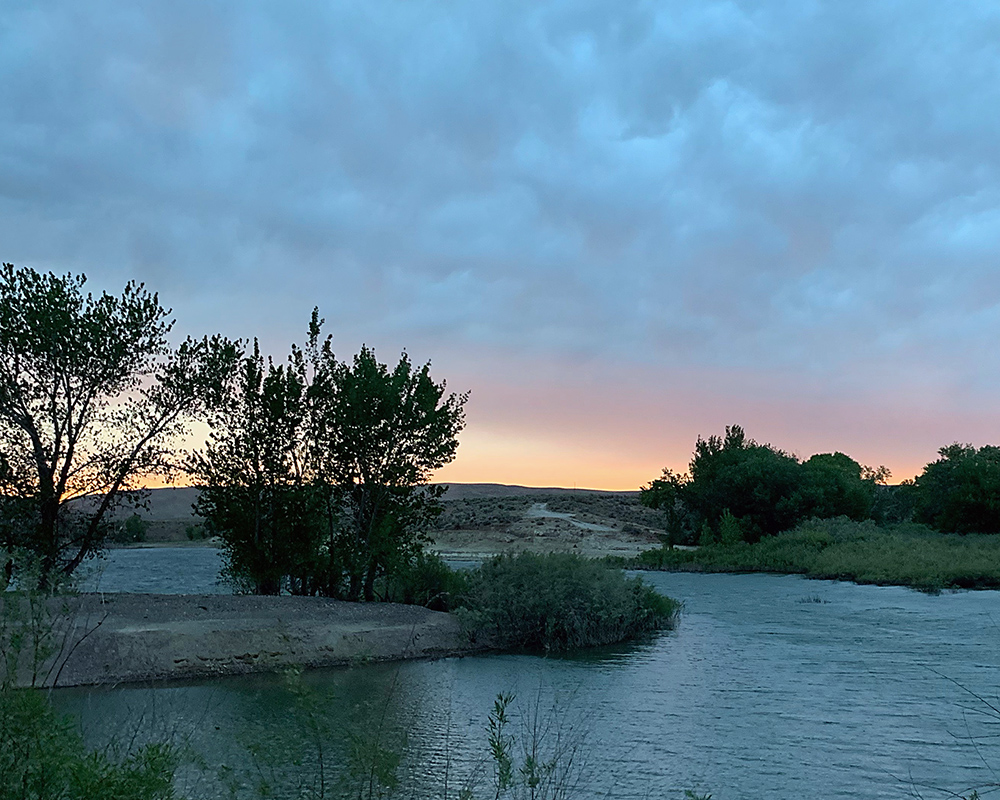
57 554 1000 799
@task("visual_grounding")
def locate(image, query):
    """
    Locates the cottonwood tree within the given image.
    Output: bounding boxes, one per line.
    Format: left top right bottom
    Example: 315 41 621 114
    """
914 443 1000 533
189 341 323 595
312 341 468 600
642 425 889 544
0 263 239 586
192 311 468 599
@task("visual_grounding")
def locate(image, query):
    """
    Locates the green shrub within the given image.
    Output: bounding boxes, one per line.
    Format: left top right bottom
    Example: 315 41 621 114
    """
110 514 148 544
0 684 179 800
718 510 744 545
184 524 208 541
381 552 468 611
455 552 679 652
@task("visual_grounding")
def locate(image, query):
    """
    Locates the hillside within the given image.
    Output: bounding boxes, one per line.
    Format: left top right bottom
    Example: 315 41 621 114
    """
106 484 664 557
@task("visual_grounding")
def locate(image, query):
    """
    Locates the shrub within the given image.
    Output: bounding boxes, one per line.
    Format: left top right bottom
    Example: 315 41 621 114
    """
455 552 679 652
0 687 179 800
184 524 208 541
110 514 148 545
381 552 468 611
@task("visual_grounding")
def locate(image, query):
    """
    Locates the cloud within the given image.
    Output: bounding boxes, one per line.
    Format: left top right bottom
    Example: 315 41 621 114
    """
2 0 1000 483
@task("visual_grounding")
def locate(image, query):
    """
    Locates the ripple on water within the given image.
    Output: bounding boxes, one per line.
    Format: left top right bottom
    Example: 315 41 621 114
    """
53 555 1000 799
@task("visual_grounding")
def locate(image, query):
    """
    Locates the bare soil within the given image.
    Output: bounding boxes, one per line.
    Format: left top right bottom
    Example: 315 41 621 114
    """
30 593 482 688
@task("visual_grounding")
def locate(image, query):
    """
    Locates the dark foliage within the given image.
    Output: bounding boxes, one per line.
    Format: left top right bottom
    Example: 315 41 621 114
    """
914 444 1000 534
0 263 239 586
191 310 467 599
642 425 885 544
456 552 679 652
0 686 179 800
381 551 468 611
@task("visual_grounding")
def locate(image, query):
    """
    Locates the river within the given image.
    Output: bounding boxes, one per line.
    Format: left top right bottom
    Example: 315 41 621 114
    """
57 547 1000 799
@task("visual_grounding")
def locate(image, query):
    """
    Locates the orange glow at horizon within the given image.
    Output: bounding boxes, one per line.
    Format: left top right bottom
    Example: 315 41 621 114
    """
431 427 928 490
430 428 668 491
138 419 933 493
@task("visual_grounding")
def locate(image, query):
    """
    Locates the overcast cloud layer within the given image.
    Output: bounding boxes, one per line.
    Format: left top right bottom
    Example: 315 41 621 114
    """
3 1 1000 487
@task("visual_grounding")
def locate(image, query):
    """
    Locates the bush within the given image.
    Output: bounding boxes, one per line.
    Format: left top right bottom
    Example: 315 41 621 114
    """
0 687 179 800
455 552 679 652
184 524 208 541
110 514 148 545
381 552 468 611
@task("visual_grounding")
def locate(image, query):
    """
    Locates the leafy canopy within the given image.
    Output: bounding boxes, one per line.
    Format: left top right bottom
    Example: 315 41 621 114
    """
0 263 239 583
191 310 468 599
642 425 887 544
914 443 1000 533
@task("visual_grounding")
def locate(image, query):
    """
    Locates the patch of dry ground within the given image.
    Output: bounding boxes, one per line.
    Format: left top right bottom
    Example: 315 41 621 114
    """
429 492 664 559
429 501 661 559
29 594 483 688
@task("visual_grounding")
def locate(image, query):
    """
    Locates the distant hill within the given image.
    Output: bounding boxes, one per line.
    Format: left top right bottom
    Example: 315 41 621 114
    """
86 483 646 545
134 487 202 521
117 483 635 523
436 483 637 500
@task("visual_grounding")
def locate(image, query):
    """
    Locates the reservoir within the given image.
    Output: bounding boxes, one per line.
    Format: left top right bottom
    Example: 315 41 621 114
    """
60 548 1000 798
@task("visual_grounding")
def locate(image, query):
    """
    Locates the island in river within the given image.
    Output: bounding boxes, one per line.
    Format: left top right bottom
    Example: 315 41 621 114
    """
27 483 666 687
30 593 482 688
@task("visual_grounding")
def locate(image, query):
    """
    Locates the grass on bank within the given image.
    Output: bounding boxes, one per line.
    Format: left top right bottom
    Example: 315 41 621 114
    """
630 517 1000 591
385 551 680 652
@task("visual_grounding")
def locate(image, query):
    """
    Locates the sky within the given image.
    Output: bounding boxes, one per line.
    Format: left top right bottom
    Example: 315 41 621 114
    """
2 0 1000 489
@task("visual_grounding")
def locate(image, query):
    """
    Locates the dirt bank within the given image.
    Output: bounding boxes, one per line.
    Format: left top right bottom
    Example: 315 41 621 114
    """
33 594 482 688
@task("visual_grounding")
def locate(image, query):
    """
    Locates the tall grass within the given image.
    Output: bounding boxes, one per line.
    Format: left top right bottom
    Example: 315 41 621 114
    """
634 518 1000 591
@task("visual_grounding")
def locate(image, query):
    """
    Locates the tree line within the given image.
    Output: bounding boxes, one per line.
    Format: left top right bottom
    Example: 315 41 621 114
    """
0 264 466 595
641 424 1000 543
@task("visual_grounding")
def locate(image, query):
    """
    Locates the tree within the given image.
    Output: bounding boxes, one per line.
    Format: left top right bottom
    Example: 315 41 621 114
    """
0 263 239 585
914 443 1000 533
189 341 322 595
800 452 880 521
683 425 807 542
192 311 468 599
309 338 468 600
639 468 693 544
642 427 892 543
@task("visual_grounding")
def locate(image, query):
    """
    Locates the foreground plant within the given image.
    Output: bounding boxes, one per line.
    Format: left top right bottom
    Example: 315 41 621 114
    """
0 552 180 800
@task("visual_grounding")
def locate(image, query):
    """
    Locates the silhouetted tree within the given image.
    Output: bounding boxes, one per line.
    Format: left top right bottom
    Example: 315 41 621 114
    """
189 341 322 594
0 263 239 586
801 452 879 521
310 341 468 600
642 427 888 543
192 311 468 599
914 443 1000 533
684 425 805 541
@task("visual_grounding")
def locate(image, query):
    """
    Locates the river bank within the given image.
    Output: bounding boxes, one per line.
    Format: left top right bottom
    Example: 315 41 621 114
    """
31 593 485 688
627 522 1000 591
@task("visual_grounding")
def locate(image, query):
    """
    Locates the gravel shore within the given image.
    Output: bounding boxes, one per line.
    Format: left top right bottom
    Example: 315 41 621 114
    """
34 593 482 687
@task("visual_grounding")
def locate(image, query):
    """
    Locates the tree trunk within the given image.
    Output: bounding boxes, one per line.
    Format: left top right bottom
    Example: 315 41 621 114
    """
37 491 60 590
363 559 377 602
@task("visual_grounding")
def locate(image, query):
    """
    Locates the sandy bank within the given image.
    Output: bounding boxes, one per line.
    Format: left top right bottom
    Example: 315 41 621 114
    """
33 594 483 688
